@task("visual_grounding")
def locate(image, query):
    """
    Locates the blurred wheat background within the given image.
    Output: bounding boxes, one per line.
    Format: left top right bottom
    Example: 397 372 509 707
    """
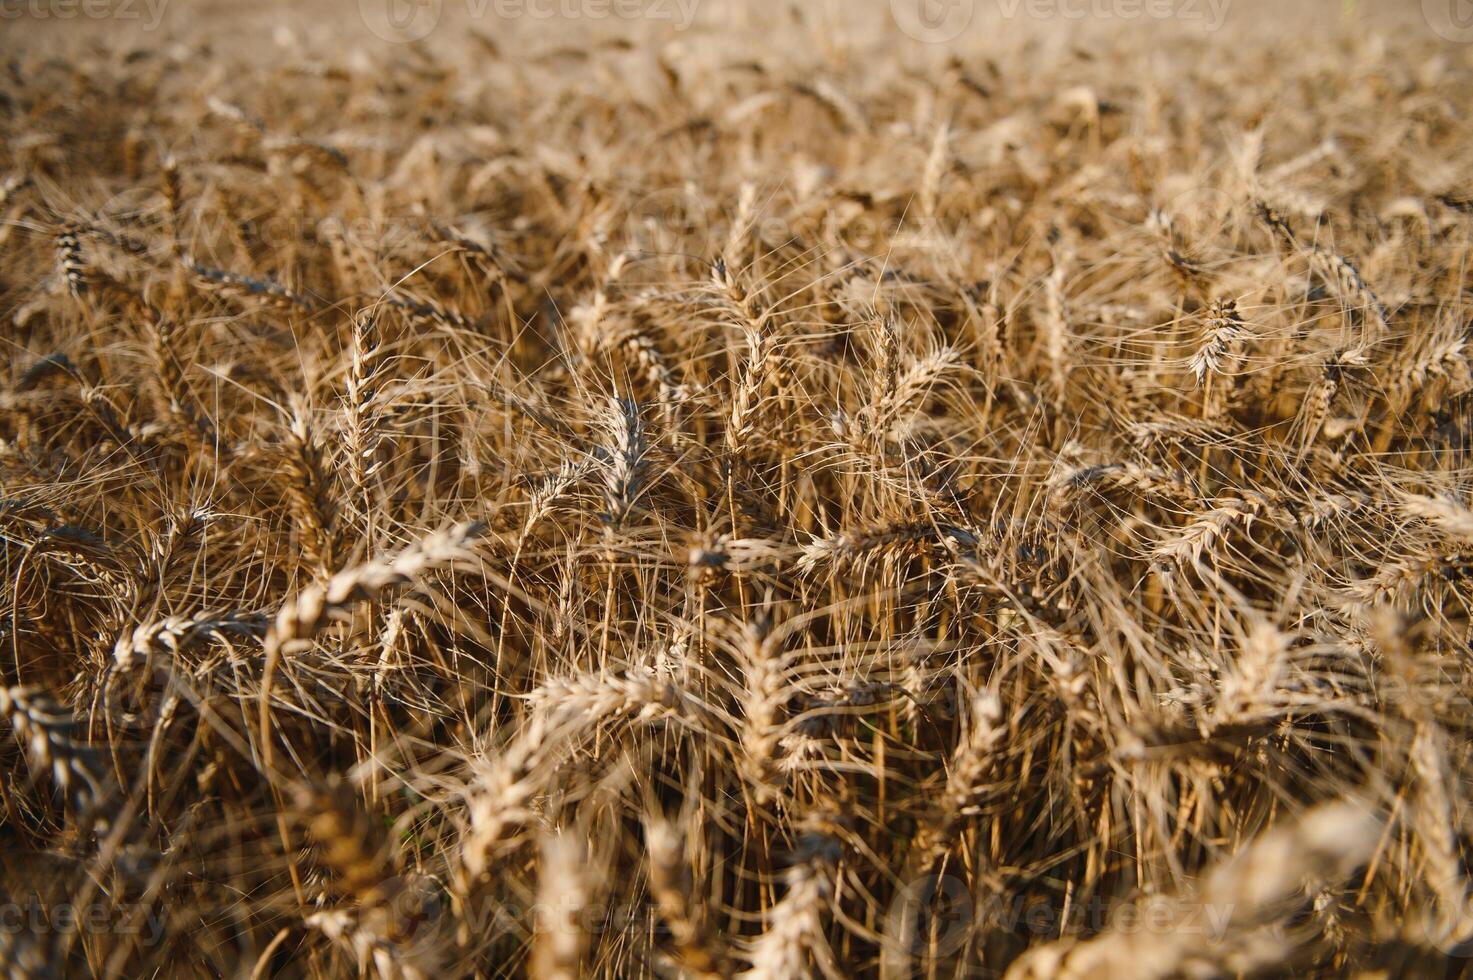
2 0 1472 976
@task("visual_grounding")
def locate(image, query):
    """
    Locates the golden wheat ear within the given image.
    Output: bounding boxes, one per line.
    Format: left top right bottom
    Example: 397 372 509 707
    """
1005 800 1384 980
0 685 107 818
645 818 733 980
258 521 485 772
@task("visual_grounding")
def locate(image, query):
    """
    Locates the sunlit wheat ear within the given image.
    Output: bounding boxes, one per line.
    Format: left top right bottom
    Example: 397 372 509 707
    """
1050 460 1198 513
740 828 843 980
569 252 629 354
1386 313 1473 416
880 690 1006 978
917 122 950 221
1298 348 1365 448
1206 618 1283 721
258 522 484 771
1148 208 1207 291
687 533 783 584
1151 494 1273 571
319 217 367 295
75 383 142 456
1187 297 1246 386
282 399 340 576
724 182 758 261
461 668 698 883
20 524 135 601
143 314 217 443
1304 241 1390 347
342 313 387 525
1254 196 1387 347
1408 723 1470 948
869 346 961 439
525 459 594 533
186 258 317 312
531 830 601 980
612 320 691 411
1373 609 1473 948
1254 198 1299 248
426 216 523 285
598 396 648 527
1004 800 1383 980
712 256 778 459
732 610 788 804
646 819 732 980
294 777 397 906
724 310 774 458
385 289 477 331
458 718 549 884
525 665 693 729
112 610 268 671
1399 493 1473 541
910 691 1005 870
796 522 973 577
0 685 104 812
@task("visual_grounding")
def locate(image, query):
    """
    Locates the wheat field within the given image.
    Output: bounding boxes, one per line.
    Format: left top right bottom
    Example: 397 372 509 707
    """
2 0 1473 976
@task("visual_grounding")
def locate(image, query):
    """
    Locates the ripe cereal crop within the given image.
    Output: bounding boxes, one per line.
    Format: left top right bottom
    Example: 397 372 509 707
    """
1 1 1472 976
